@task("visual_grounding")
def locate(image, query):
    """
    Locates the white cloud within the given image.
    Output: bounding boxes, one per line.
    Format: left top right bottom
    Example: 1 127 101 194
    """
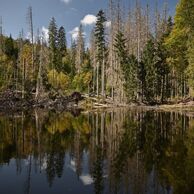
25 32 31 41
41 26 49 42
61 0 71 4
105 21 111 28
69 26 79 39
26 32 36 43
69 26 86 40
81 14 97 26
80 15 110 28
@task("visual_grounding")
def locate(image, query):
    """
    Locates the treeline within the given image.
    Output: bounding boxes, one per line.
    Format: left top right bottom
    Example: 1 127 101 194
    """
90 0 194 104
0 0 193 105
0 8 92 99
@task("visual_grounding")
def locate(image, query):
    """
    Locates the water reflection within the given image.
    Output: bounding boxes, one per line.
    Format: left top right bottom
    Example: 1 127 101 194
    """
0 108 194 194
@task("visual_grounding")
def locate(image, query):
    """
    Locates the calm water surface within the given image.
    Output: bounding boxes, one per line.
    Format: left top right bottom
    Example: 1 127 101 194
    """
0 108 194 194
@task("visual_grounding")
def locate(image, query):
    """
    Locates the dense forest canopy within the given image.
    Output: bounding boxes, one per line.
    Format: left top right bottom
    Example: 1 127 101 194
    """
0 0 193 105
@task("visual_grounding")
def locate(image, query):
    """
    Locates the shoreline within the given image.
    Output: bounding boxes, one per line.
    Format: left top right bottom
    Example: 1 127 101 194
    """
1 89 194 113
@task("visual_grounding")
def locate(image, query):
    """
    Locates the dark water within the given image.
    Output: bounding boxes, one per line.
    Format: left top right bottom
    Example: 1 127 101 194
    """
0 108 194 194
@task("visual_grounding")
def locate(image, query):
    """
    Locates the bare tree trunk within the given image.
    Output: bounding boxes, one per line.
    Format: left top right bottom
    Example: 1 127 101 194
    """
22 59 26 99
27 6 35 76
97 62 99 97
35 35 43 99
101 54 105 100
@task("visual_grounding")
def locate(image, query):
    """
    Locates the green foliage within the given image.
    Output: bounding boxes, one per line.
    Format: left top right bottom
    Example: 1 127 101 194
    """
165 0 194 97
165 25 188 72
48 17 59 72
0 54 14 90
186 34 194 95
155 40 170 102
57 26 67 72
57 26 67 56
175 0 194 30
140 36 171 103
141 38 157 102
94 9 106 63
73 71 92 92
114 30 138 101
48 17 58 51
4 35 18 60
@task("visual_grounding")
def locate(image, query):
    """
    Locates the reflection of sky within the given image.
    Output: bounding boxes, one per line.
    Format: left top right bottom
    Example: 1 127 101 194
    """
0 154 95 194
79 175 93 185
0 149 173 194
68 151 94 185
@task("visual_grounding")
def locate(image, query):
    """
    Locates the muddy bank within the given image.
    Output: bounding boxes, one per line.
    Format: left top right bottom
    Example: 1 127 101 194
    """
0 90 82 112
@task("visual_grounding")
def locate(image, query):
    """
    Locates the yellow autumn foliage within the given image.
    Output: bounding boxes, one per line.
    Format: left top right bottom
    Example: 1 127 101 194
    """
48 69 71 92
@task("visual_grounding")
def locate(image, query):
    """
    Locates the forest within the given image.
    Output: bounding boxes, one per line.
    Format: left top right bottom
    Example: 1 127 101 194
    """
0 0 193 106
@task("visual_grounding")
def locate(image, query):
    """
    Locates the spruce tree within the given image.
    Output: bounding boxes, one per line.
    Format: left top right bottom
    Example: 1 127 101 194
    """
94 9 106 97
114 30 138 101
4 35 18 60
58 26 67 57
155 40 169 103
48 17 58 70
48 17 58 84
137 61 146 102
57 26 67 72
155 18 173 102
141 38 157 103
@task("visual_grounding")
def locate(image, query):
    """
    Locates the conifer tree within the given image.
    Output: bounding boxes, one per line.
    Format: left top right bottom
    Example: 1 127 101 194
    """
114 30 139 102
141 38 157 103
94 10 106 97
4 35 18 60
48 17 58 83
57 26 67 72
48 17 58 65
58 26 67 57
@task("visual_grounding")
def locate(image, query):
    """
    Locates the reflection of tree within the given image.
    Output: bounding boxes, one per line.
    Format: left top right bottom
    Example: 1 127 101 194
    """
1 109 194 194
46 133 65 186
46 148 56 187
55 151 65 178
74 130 83 177
24 156 32 194
44 111 91 186
88 109 194 194
111 119 137 193
92 146 104 194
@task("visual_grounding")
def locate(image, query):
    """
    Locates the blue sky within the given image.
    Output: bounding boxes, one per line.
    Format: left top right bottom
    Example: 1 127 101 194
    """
0 0 179 46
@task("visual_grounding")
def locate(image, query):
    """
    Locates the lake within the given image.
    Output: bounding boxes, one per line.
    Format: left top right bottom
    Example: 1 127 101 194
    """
0 108 194 194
